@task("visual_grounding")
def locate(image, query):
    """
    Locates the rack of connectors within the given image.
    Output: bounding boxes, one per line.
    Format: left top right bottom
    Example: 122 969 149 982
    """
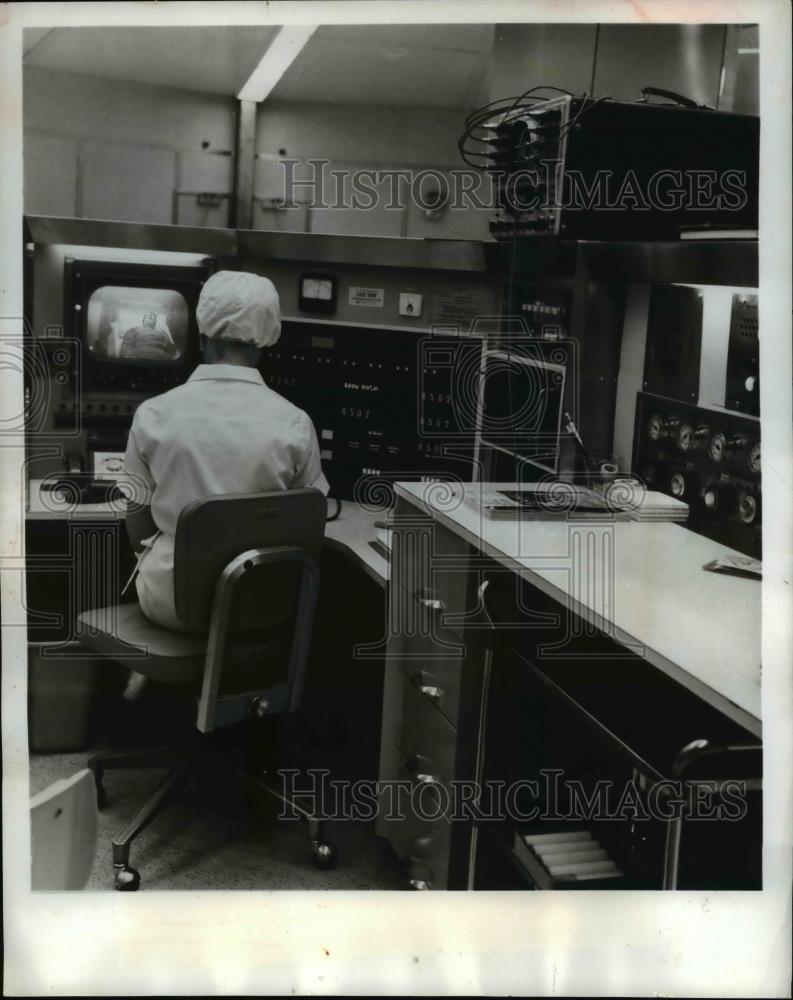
633 391 761 557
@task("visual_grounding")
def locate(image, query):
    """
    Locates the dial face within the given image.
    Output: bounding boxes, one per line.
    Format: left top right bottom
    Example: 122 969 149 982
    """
676 423 693 451
647 414 664 441
708 431 727 463
301 277 333 301
739 493 758 524
704 487 719 510
749 441 761 473
670 472 686 497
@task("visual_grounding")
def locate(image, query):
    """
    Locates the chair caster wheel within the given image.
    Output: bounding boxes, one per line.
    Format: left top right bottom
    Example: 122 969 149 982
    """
114 865 141 891
312 841 338 871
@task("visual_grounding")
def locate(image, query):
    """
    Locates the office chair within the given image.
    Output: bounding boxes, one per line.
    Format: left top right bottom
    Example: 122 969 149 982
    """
30 768 98 890
662 738 762 890
76 488 333 891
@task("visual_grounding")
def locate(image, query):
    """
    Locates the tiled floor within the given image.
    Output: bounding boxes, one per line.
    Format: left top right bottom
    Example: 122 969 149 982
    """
30 749 407 892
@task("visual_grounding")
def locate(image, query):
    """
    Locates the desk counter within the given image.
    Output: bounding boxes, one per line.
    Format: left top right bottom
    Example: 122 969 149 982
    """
395 481 761 737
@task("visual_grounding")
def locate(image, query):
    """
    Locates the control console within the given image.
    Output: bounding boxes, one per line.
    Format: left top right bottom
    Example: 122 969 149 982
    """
633 391 761 557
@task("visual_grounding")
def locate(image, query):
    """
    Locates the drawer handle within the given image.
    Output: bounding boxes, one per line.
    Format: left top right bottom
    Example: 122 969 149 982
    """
402 855 433 890
405 754 442 787
415 588 445 612
410 671 442 704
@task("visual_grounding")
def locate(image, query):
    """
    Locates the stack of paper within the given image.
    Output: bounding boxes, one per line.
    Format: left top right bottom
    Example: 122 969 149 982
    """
466 484 688 523
628 490 689 522
514 829 624 884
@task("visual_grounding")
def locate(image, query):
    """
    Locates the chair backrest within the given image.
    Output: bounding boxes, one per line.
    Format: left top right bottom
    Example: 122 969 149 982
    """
30 769 97 890
173 488 326 633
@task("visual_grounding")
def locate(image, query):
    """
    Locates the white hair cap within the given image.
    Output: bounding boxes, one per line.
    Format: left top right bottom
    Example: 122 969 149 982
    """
196 271 281 348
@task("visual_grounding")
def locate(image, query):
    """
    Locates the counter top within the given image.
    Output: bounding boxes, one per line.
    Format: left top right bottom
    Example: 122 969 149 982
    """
395 481 762 737
27 479 390 586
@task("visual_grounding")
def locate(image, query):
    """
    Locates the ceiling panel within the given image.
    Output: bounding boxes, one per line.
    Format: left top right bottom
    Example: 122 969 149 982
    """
271 32 491 107
22 23 493 108
23 26 279 96
313 23 492 52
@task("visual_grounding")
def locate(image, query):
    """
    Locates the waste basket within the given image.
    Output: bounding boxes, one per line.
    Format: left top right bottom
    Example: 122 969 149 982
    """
28 642 99 752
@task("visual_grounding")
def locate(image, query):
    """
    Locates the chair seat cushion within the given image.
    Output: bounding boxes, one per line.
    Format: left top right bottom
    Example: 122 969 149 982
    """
77 604 292 686
77 604 208 683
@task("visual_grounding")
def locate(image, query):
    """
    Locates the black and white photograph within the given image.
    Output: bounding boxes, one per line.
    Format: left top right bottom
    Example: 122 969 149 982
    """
1 1 791 995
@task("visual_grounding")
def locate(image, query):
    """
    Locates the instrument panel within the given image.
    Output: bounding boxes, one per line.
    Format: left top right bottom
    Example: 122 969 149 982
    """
262 321 483 500
633 391 761 557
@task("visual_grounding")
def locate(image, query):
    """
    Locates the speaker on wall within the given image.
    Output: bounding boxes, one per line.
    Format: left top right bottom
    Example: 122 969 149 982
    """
643 284 703 403
725 293 759 416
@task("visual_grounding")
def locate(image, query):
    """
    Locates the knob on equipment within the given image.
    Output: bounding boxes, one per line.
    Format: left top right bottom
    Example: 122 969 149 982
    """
708 432 747 463
647 414 678 441
738 492 760 525
703 482 738 513
670 472 687 498
676 423 708 453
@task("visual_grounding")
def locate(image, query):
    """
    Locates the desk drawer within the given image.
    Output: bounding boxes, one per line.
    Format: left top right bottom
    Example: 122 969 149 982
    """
391 763 452 890
398 674 459 790
389 625 465 726
389 510 479 641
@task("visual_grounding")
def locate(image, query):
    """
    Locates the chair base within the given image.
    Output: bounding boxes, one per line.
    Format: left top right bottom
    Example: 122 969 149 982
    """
90 745 338 890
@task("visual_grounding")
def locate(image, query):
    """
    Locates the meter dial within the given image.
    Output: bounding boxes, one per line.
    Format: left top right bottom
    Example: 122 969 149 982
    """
738 492 758 525
703 486 720 510
676 423 694 451
708 431 727 463
670 472 686 497
647 414 665 441
749 441 761 474
676 423 707 452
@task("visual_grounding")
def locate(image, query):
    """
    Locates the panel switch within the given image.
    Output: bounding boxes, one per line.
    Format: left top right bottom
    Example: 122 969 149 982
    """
399 292 423 318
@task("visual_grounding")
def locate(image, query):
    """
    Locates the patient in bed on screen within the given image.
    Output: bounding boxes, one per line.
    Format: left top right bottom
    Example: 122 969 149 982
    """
118 311 178 361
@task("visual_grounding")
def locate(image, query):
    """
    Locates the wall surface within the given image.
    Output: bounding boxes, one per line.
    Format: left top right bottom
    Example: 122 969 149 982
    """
254 101 490 240
23 66 235 227
23 66 491 240
489 22 758 112
23 24 758 239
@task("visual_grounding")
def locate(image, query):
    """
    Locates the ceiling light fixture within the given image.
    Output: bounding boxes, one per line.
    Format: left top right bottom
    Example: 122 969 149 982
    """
237 25 317 102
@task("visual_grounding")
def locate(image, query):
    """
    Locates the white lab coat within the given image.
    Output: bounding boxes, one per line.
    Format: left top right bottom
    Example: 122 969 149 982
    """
123 363 329 631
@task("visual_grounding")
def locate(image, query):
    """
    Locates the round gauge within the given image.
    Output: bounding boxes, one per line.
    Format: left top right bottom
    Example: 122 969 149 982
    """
676 423 693 452
708 431 727 463
670 472 686 497
643 465 655 486
647 414 665 441
738 493 758 525
749 441 761 473
703 487 719 510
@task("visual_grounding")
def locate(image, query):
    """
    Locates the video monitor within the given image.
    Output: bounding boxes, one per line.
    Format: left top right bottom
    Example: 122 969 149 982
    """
65 258 209 391
85 286 189 363
480 347 567 474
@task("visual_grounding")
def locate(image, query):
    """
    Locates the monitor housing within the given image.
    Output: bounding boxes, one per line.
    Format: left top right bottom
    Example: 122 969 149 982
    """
479 348 567 476
64 258 209 393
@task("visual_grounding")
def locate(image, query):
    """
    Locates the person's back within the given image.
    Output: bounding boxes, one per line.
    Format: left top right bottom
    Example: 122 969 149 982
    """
123 271 328 631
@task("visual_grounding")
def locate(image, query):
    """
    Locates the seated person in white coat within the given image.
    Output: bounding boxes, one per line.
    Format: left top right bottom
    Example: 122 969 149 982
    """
123 270 329 632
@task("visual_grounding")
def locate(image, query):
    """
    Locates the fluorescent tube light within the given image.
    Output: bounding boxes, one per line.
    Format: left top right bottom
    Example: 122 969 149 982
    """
237 25 317 103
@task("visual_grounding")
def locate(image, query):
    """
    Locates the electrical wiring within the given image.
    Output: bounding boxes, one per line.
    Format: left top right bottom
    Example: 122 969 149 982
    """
458 87 613 174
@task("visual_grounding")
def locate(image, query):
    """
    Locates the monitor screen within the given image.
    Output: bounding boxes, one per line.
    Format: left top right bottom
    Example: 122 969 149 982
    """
85 285 189 363
480 349 566 473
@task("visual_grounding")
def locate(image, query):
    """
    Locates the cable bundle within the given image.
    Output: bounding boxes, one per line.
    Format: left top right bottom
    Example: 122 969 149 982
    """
459 87 612 239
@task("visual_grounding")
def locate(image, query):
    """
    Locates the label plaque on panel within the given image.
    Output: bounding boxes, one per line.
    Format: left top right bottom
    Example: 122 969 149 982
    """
348 286 385 308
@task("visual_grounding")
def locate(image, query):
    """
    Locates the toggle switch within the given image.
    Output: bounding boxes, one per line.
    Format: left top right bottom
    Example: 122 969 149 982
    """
398 292 423 318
